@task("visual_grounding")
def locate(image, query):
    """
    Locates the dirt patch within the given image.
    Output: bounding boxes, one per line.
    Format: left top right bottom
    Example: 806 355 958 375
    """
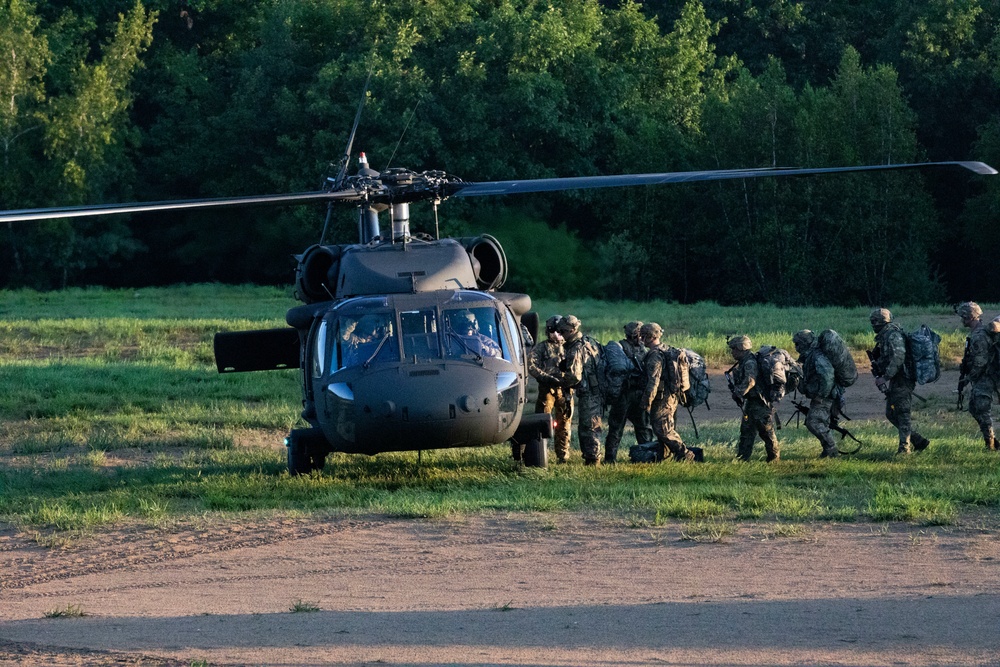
3 513 1000 666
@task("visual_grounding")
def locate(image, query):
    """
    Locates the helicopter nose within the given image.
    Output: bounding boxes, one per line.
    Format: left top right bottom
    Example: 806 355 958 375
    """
459 394 490 412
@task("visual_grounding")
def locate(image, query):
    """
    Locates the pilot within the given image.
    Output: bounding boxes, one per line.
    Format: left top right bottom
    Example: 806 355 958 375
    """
345 314 393 365
448 310 502 358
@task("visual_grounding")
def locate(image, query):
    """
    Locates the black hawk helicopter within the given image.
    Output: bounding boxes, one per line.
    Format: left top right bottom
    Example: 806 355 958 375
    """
0 115 995 473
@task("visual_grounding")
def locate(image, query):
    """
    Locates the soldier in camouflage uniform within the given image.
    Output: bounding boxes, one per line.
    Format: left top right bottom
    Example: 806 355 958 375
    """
869 308 930 454
639 322 696 462
957 302 998 451
793 330 840 458
603 321 655 464
528 315 573 463
556 315 604 465
728 335 780 462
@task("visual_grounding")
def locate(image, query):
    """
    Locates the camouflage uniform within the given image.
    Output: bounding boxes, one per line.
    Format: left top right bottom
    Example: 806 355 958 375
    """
528 318 573 462
639 322 694 462
958 302 997 450
557 316 604 465
603 321 654 464
729 336 779 462
870 309 929 454
794 330 839 458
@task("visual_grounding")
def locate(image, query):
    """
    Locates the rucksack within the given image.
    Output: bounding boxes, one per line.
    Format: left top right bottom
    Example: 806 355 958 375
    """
683 348 711 407
906 325 941 385
756 346 801 402
581 335 606 395
661 346 691 396
602 339 632 399
802 348 836 399
817 329 857 388
629 442 664 463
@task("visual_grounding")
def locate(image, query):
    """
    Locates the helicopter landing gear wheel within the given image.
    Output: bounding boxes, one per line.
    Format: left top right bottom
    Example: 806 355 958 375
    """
286 428 327 476
522 435 548 468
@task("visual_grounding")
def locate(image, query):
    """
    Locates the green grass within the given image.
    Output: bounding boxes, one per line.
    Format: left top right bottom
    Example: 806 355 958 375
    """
1 286 998 534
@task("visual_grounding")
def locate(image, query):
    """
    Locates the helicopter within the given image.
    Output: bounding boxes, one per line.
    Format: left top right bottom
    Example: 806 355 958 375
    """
0 114 995 473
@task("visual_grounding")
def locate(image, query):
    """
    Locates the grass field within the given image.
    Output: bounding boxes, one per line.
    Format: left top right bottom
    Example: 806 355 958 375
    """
1 285 998 535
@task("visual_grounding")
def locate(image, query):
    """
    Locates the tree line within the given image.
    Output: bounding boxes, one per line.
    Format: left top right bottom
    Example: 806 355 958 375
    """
1 0 998 305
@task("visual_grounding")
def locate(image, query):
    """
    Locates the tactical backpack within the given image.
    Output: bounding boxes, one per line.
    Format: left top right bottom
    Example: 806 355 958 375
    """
661 346 691 396
756 346 801 402
581 335 607 395
629 442 664 463
683 348 711 407
602 339 632 400
906 325 941 385
817 329 857 388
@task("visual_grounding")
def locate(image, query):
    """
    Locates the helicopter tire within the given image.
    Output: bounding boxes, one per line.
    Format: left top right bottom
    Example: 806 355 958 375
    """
286 428 326 475
522 435 548 468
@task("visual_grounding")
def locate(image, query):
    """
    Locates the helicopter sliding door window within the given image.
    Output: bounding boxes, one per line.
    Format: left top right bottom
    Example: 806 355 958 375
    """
400 309 441 361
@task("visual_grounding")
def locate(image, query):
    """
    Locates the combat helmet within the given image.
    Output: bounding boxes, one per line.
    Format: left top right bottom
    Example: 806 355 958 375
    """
639 322 662 340
545 315 563 334
869 308 892 326
557 315 581 336
956 301 983 320
623 321 643 338
727 335 752 351
792 329 815 352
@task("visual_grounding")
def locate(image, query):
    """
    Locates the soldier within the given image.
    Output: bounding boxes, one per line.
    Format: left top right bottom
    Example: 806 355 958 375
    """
792 329 840 458
603 321 655 464
727 335 780 462
527 315 573 463
957 302 997 451
869 308 930 454
639 322 697 462
556 315 604 465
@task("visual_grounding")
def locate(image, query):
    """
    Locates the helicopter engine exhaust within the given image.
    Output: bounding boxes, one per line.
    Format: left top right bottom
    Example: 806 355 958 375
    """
458 234 507 290
294 244 342 303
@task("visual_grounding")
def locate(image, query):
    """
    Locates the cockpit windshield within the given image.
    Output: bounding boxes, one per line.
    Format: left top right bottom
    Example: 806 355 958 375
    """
337 310 400 369
442 306 506 359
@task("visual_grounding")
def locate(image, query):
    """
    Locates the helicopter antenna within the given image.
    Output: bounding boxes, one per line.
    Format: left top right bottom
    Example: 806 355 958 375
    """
383 98 422 171
332 64 374 191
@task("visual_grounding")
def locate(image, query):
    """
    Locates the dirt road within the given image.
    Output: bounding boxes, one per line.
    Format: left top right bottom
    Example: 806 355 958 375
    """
3 512 1000 666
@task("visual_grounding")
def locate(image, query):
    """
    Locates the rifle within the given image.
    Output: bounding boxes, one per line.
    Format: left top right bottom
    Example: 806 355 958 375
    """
724 365 744 411
868 348 928 402
789 400 864 454
958 339 971 411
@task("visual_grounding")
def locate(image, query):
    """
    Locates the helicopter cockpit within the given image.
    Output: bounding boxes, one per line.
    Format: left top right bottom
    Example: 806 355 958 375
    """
303 289 527 454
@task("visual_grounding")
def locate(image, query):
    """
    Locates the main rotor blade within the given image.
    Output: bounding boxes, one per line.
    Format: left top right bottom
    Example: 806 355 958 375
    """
451 161 997 198
0 190 363 223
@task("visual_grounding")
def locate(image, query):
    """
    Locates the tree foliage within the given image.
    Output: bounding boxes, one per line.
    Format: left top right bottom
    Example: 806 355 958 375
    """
1 0 998 305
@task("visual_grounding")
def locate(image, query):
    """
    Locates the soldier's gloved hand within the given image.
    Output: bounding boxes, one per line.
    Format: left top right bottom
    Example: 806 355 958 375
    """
874 376 888 394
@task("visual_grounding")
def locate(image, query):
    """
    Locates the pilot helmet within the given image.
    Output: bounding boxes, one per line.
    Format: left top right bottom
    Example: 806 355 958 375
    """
450 309 478 333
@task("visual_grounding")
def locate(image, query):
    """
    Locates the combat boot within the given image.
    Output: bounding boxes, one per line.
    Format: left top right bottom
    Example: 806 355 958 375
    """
511 442 524 461
819 447 839 458
896 438 912 455
912 434 931 451
985 428 996 451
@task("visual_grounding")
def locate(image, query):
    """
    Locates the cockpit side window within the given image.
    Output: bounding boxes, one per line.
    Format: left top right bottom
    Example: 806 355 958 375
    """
312 319 328 378
502 308 522 362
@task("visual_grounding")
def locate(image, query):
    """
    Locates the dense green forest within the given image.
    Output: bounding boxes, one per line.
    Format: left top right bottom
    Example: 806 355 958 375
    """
1 0 998 305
